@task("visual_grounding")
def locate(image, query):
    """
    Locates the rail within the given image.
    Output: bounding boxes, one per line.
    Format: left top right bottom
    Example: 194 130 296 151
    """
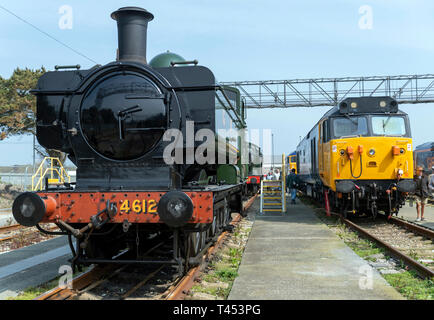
165 193 258 300
35 194 258 300
340 216 434 279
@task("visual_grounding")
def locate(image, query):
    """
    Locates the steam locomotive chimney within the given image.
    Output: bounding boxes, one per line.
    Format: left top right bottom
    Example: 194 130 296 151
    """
111 7 154 64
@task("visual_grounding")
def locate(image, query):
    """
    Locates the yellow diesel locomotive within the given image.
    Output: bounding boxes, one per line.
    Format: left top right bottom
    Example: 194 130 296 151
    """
286 151 297 174
296 96 416 218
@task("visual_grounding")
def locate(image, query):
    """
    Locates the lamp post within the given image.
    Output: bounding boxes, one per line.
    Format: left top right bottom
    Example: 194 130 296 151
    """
32 133 35 174
271 133 274 170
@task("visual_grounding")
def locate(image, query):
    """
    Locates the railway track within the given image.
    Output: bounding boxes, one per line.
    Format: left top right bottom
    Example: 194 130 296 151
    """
340 215 434 279
35 194 258 300
0 224 29 242
304 194 434 279
0 224 59 243
321 209 434 279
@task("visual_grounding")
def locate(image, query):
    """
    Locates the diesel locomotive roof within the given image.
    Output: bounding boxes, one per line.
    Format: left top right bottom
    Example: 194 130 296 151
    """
298 97 408 147
319 96 407 121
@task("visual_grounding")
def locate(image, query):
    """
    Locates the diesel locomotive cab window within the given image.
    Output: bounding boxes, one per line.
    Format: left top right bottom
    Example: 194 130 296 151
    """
80 73 167 160
371 116 406 136
332 116 368 138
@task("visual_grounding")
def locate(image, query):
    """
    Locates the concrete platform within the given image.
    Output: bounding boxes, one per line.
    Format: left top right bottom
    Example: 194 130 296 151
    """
0 236 71 299
398 203 434 230
229 200 403 300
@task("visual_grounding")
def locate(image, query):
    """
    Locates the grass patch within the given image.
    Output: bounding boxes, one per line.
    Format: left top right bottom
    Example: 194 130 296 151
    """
384 271 434 300
191 283 230 298
191 261 238 299
8 279 59 300
341 232 384 259
312 205 434 300
8 266 89 300
215 268 238 282
189 220 253 299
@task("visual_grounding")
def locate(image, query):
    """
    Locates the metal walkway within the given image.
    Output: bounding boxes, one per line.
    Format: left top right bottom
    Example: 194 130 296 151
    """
222 74 434 108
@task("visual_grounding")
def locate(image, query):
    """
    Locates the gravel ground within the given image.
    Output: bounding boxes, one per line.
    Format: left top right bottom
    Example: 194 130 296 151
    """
0 197 12 209
76 264 176 300
0 224 59 253
356 220 434 266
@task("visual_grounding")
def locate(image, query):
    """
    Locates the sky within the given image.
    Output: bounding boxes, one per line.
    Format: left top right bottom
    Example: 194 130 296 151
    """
0 0 434 165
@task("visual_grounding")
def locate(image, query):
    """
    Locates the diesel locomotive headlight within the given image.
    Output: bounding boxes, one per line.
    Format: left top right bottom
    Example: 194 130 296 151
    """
158 191 194 228
12 192 48 227
369 149 375 156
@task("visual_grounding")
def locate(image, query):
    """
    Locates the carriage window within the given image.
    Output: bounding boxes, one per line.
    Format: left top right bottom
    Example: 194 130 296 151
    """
322 121 328 142
332 117 368 138
372 116 406 136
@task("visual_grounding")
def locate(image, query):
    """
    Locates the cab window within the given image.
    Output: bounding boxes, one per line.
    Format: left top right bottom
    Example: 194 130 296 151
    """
322 120 329 142
332 117 368 138
371 116 406 136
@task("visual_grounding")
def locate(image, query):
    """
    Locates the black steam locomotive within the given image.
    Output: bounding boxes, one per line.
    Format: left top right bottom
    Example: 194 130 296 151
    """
12 7 252 273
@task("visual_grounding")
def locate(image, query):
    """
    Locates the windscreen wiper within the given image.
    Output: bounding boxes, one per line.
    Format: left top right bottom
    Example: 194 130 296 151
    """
344 114 358 126
382 116 392 130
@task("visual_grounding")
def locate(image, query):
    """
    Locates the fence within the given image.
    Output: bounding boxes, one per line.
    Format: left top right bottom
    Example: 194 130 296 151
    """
0 173 33 190
0 170 76 191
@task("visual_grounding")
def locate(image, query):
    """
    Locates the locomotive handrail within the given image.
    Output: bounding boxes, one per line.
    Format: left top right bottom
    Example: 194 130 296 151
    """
32 157 71 191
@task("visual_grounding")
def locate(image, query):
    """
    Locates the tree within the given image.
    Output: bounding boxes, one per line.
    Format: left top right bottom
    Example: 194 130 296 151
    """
35 145 67 165
0 67 67 164
0 67 45 139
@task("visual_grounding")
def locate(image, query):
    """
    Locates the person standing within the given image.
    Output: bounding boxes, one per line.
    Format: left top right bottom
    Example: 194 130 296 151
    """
286 168 298 204
414 166 429 222
429 166 434 196
274 169 281 181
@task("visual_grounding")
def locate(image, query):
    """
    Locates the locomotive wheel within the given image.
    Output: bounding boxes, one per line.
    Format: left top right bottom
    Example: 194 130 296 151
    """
329 192 336 210
253 185 258 195
208 214 217 239
340 199 348 219
239 196 247 217
216 207 224 232
219 203 227 229
187 230 206 257
225 205 232 226
371 203 378 221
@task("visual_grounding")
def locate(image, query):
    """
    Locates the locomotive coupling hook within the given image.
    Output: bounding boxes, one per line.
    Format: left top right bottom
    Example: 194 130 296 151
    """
56 220 90 238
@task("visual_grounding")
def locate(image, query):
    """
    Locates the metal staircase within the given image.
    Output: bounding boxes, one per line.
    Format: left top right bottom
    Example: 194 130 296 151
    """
260 154 286 214
32 157 70 191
